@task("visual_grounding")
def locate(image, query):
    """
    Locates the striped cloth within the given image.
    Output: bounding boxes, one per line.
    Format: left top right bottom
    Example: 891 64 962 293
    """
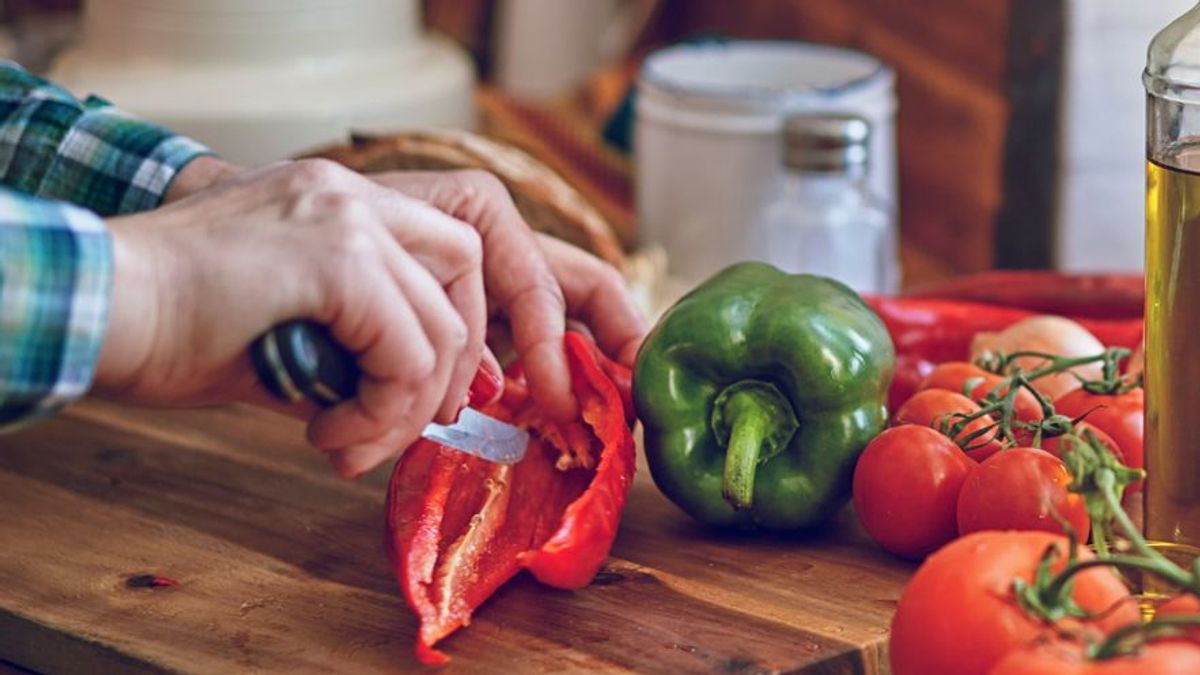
0 62 209 429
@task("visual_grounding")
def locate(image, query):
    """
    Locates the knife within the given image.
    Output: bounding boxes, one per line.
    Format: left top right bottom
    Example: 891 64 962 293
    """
250 320 528 464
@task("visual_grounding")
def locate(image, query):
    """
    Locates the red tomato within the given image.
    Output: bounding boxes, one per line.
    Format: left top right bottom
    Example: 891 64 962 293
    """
956 447 1090 540
921 362 1045 424
1053 387 1144 473
890 531 1137 675
989 638 1200 675
894 389 1003 461
852 425 975 559
1039 422 1125 467
890 353 936 413
1156 594 1200 641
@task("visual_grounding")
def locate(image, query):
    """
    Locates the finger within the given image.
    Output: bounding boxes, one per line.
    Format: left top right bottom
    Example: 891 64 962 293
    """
536 233 647 367
326 428 411 478
376 170 576 420
309 239 466 448
357 187 488 424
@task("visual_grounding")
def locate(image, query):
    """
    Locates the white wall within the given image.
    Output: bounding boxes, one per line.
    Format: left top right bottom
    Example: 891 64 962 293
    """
1057 0 1195 271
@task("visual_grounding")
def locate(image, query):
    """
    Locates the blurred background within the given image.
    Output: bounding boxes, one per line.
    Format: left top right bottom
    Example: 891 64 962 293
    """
0 0 1185 283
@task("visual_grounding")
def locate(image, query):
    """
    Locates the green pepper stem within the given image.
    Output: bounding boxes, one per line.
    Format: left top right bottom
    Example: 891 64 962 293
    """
722 407 770 511
712 381 799 513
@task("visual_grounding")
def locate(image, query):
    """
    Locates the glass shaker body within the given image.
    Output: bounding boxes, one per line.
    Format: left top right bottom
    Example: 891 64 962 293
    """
752 170 897 294
749 115 899 295
1145 2 1200 549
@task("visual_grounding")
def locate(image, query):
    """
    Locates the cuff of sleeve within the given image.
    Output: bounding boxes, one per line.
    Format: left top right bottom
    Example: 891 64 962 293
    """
0 196 112 429
40 105 213 217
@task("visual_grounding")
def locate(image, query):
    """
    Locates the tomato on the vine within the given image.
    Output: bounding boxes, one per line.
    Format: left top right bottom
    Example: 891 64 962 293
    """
1155 593 1200 641
1054 387 1144 473
920 361 1045 424
890 531 1137 675
852 425 974 559
956 447 1090 540
1038 422 1125 466
988 638 1200 675
894 389 1003 460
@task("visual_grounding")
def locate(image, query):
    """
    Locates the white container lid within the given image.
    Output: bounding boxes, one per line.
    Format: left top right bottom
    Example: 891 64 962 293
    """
639 40 895 134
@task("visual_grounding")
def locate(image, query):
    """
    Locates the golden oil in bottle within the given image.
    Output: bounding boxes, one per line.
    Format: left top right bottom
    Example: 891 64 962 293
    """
1145 156 1200 553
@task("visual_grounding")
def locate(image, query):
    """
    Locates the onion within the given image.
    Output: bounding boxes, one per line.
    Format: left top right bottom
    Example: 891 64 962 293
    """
970 316 1106 400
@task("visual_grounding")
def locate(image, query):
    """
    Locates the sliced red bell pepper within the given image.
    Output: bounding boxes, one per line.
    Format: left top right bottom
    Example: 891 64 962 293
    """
385 331 636 665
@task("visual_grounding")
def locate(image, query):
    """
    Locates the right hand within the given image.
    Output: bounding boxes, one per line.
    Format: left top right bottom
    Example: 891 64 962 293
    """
96 159 493 476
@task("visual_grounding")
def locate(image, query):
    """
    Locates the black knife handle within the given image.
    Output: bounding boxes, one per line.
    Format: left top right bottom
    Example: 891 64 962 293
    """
250 320 360 408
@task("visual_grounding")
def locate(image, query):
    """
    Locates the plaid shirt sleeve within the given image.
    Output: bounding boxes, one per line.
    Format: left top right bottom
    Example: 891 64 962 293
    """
0 61 212 430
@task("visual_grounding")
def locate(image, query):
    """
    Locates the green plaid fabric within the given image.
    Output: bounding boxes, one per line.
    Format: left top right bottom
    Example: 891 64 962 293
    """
0 62 210 429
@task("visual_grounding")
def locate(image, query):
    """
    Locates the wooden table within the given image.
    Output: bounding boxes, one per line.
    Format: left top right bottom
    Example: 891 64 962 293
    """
0 398 913 673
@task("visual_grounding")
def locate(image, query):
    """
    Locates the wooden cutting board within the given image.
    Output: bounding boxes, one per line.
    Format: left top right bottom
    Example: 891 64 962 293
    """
0 400 912 674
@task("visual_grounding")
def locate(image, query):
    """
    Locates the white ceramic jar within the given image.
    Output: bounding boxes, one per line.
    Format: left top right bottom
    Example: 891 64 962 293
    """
635 41 897 284
49 0 476 165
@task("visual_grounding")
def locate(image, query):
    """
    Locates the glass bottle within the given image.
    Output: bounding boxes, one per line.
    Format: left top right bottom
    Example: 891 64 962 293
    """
1145 3 1200 552
749 114 899 294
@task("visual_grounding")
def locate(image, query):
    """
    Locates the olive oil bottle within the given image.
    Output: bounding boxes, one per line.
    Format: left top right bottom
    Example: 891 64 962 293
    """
1145 157 1200 548
1146 3 1200 554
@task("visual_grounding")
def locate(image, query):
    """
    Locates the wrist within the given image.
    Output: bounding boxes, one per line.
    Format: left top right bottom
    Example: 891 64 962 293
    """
164 155 242 203
94 217 161 395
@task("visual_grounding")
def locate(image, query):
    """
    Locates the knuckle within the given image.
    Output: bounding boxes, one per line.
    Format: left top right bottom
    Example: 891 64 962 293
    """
287 158 352 191
321 221 377 282
449 169 513 215
455 226 484 267
445 315 470 352
597 263 626 291
408 344 437 382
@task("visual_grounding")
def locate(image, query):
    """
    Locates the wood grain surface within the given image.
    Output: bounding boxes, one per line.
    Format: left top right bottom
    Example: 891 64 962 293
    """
0 400 912 673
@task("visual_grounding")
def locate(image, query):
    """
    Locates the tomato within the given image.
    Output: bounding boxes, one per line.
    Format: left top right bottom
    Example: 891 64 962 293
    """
890 531 1137 675
1053 388 1144 473
988 638 1200 675
1038 422 1125 466
890 353 936 412
920 362 1045 424
894 389 1003 461
852 425 975 559
1156 594 1200 641
956 447 1090 540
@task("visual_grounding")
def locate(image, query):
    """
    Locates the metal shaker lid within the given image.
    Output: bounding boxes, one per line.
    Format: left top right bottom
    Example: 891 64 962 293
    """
784 114 870 172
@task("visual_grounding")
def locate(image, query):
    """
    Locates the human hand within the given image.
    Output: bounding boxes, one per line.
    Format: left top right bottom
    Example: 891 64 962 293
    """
98 159 495 476
369 170 647 420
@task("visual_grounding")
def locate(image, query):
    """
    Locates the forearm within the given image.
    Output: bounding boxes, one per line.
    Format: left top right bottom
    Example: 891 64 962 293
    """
0 189 111 431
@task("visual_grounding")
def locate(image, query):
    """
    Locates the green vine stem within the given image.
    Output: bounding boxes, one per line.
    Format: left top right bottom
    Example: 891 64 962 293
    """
1091 614 1200 660
941 348 1129 453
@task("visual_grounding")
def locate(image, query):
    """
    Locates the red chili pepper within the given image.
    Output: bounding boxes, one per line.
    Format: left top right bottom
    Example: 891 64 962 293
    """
903 271 1144 320
385 332 635 665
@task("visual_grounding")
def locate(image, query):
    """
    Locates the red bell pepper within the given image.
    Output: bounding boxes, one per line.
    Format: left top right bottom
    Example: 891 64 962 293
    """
385 331 636 665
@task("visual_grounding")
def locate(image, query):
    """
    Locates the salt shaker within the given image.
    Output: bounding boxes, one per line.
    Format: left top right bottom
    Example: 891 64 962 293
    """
749 114 899 294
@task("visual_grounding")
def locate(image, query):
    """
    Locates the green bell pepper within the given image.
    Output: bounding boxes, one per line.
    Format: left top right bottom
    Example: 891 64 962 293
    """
633 262 895 530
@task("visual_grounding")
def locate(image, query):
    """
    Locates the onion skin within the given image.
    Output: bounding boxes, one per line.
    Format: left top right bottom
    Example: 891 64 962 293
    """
970 316 1105 400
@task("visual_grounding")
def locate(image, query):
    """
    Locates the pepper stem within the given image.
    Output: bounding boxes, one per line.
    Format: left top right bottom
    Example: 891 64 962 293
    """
712 381 799 512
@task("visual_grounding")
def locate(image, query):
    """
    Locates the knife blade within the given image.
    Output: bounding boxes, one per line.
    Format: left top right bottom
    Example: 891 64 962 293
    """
250 320 528 464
